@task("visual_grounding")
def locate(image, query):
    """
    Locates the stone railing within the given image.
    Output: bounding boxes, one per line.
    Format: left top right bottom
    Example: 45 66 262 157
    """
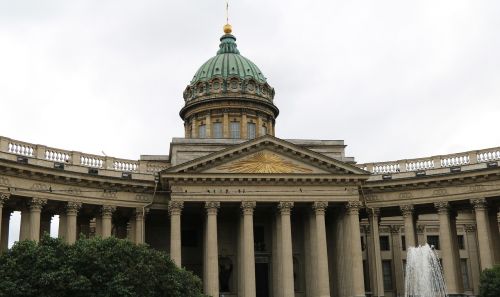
358 147 500 175
0 136 170 176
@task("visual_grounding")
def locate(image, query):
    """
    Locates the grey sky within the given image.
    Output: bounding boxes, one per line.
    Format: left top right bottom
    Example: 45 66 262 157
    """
1 0 499 165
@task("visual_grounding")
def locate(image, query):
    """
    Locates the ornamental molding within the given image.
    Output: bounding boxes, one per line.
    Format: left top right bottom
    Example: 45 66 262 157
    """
389 225 401 234
364 194 378 202
399 192 413 199
66 201 82 214
432 188 448 196
416 225 426 234
31 183 50 192
101 205 116 216
312 201 328 214
66 187 82 196
470 198 487 210
205 201 220 215
135 194 153 202
0 177 10 187
277 201 294 215
434 201 450 213
345 201 363 214
400 204 414 217
241 201 256 215
168 201 184 216
469 185 484 192
0 192 10 206
102 190 117 199
465 224 476 233
218 151 313 174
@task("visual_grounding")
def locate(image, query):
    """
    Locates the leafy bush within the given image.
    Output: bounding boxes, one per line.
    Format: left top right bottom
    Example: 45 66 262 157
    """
479 265 500 297
0 235 205 297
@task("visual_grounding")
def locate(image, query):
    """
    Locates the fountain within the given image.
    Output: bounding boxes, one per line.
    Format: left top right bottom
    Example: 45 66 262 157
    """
405 244 448 297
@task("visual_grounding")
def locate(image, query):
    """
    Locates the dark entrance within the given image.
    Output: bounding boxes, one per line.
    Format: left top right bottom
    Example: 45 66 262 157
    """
255 263 270 297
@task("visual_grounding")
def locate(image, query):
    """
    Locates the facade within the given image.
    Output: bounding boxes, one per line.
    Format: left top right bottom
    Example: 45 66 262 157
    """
1 24 500 297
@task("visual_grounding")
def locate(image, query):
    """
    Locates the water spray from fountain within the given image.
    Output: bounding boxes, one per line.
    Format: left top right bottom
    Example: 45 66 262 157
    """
405 244 448 297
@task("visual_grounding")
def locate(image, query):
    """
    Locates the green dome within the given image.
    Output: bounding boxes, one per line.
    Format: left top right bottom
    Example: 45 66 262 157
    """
190 34 267 84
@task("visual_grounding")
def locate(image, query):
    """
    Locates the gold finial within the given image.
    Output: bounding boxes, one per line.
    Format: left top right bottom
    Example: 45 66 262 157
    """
223 23 232 34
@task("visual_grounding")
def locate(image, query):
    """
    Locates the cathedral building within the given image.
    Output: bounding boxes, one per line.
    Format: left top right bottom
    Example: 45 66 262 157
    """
0 24 499 297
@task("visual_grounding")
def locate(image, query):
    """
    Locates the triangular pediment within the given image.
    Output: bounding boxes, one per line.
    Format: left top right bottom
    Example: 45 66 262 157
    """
163 136 369 176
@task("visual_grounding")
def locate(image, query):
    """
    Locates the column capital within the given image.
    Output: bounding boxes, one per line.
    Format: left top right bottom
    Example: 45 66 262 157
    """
400 204 414 217
389 225 401 234
278 201 294 215
168 200 184 216
367 207 380 218
312 201 328 214
0 192 10 206
135 207 149 220
470 198 487 210
434 201 450 214
205 201 220 215
29 197 47 211
345 201 363 215
66 201 82 215
101 205 116 217
416 224 426 234
241 201 256 215
465 224 476 233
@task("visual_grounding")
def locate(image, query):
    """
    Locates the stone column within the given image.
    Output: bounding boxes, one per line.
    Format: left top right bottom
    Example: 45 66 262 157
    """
101 205 115 238
204 201 220 297
416 224 426 245
206 113 212 138
241 113 248 139
435 201 462 296
19 207 30 241
470 198 494 270
0 194 9 247
278 202 294 297
390 225 405 296
134 208 146 244
367 207 384 297
29 198 47 242
241 201 256 297
168 201 183 266
1 209 11 252
223 111 230 138
66 201 81 244
346 201 365 297
400 204 417 249
465 224 481 295
58 213 67 240
313 202 331 297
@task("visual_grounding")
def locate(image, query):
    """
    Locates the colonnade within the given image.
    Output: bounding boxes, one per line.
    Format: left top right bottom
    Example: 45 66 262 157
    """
168 200 365 297
365 198 500 297
0 193 147 247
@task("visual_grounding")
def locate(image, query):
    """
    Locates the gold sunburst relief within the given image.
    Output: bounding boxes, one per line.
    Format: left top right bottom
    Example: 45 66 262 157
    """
217 151 313 174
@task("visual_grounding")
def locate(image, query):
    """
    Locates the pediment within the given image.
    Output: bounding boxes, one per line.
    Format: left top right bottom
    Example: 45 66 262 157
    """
163 136 369 176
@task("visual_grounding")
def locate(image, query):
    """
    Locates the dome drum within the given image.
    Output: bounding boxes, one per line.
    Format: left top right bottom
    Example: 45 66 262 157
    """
183 77 275 102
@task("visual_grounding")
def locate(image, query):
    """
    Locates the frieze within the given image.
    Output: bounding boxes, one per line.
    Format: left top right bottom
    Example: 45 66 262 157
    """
432 188 448 196
469 185 484 192
399 192 413 199
0 177 10 187
102 190 117 199
364 194 378 202
135 194 153 202
66 187 82 196
427 228 440 233
31 183 50 192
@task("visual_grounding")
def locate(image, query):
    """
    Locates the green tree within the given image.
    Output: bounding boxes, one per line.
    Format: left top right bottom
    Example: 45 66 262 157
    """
0 235 205 297
479 265 500 297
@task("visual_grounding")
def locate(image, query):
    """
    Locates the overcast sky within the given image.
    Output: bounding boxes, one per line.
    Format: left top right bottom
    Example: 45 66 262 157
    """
1 0 499 165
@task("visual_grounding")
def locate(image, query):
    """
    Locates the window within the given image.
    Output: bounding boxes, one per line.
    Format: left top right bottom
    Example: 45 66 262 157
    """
460 259 470 289
261 125 268 135
457 235 465 250
198 124 206 138
247 122 256 139
213 122 223 138
382 260 393 291
380 235 390 251
427 235 440 250
402 235 406 251
230 122 240 139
